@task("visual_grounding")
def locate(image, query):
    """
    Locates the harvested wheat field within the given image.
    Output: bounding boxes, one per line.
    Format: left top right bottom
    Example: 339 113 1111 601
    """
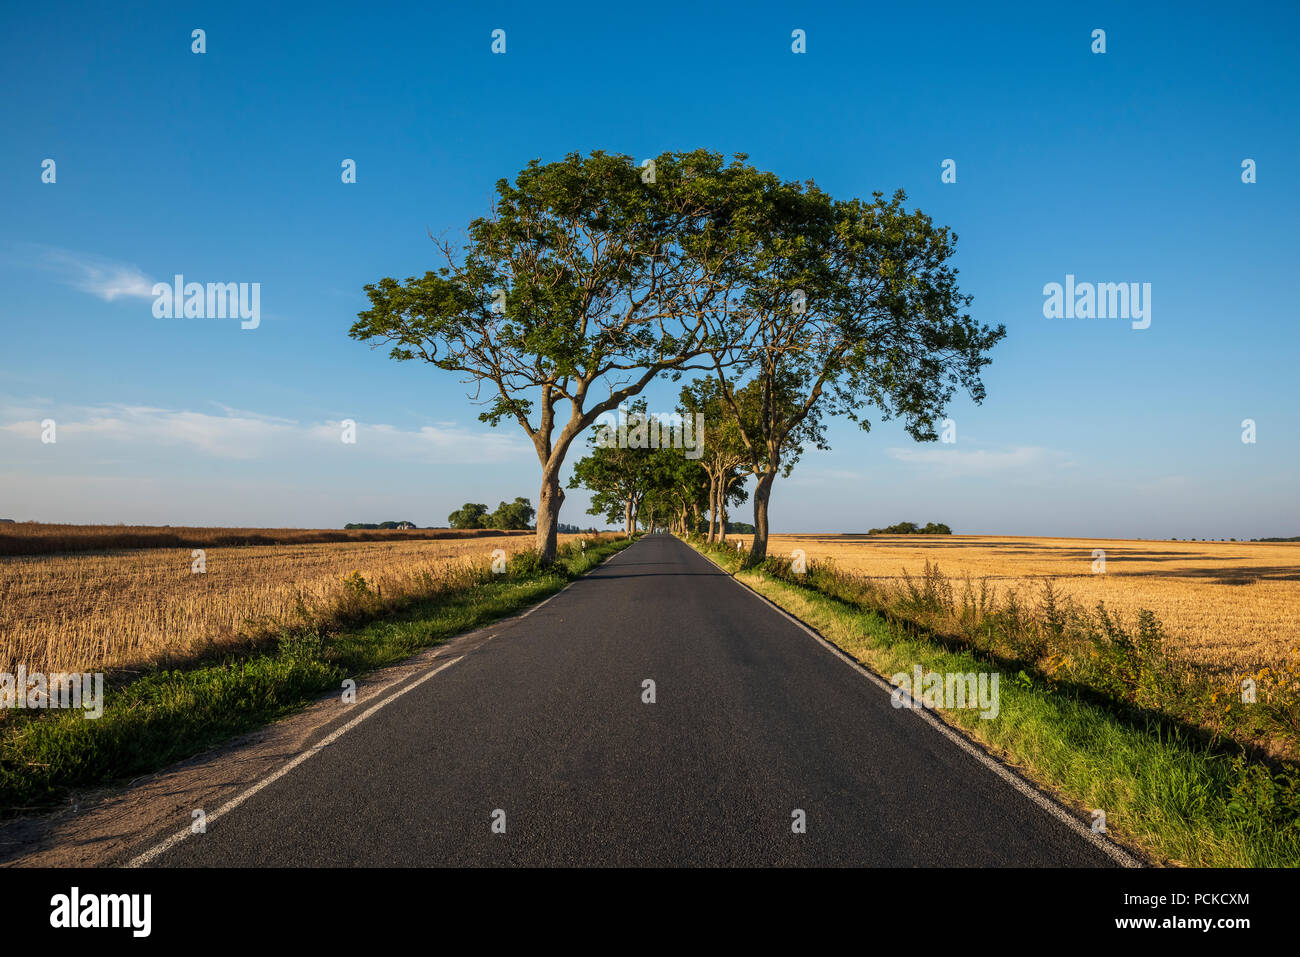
0 530 599 676
733 534 1300 677
0 521 534 557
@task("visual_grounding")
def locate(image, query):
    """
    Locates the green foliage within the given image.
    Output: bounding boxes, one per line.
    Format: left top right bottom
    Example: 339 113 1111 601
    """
448 499 535 530
352 150 755 559
351 150 1003 560
448 502 490 529
700 176 1004 563
489 497 535 530
868 521 952 535
568 399 657 529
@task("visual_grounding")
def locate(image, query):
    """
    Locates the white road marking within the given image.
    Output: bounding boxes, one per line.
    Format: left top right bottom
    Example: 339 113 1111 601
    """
127 655 465 867
127 541 635 866
517 539 630 618
690 543 1143 868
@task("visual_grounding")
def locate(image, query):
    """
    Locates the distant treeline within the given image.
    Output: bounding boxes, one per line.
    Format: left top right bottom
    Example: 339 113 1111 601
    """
0 523 528 557
868 522 953 535
344 521 416 529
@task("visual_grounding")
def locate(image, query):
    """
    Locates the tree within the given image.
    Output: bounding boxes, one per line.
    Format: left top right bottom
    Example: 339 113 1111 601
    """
681 371 780 538
567 399 655 534
706 174 1005 565
679 377 750 542
867 521 951 535
638 445 709 535
489 497 536 530
448 503 489 529
569 443 646 534
352 150 752 562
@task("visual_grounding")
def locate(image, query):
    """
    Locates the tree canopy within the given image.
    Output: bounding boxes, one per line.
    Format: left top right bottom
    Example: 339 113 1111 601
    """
353 150 754 561
355 152 1004 560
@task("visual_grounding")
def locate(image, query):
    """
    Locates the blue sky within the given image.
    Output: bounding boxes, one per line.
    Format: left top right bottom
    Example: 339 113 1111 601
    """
1 1 1296 537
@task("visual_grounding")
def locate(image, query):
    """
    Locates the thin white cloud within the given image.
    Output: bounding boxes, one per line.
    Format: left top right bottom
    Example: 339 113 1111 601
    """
27 245 159 301
0 402 529 464
886 445 1071 475
306 420 528 463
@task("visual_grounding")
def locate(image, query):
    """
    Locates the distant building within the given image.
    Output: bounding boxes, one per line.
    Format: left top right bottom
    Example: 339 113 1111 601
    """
396 521 416 529
0 518 15 523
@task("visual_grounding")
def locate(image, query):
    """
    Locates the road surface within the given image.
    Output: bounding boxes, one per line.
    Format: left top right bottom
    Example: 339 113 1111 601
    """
140 534 1124 866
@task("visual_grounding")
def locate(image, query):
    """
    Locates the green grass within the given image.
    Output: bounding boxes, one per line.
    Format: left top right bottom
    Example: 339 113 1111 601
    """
0 536 635 816
690 537 1300 867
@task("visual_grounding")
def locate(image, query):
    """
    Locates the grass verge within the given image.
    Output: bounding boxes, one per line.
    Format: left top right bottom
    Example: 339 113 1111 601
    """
0 535 635 816
691 537 1300 867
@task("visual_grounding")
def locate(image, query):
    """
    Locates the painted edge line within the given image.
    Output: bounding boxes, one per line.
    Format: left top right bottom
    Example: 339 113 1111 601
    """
516 536 634 618
688 541 1144 869
126 538 634 867
126 654 465 868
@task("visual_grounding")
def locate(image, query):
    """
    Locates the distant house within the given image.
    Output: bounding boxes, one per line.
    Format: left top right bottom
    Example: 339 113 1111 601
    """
396 521 416 530
0 518 15 523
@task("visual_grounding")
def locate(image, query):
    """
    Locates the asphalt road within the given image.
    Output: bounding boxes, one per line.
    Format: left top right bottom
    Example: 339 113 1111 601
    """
144 534 1120 866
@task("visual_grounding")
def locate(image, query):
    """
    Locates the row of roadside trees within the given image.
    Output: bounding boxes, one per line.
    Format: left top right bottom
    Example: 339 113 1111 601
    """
352 150 1004 566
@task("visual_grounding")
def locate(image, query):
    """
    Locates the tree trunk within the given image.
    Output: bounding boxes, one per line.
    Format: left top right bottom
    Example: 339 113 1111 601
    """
744 471 776 567
624 497 634 536
712 475 722 540
535 466 564 563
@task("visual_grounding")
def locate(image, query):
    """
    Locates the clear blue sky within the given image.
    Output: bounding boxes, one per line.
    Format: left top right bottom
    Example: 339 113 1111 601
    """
2 1 1296 538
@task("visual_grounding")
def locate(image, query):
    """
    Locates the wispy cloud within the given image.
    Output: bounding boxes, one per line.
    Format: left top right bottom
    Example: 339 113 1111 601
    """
886 444 1073 475
7 243 158 301
0 401 529 464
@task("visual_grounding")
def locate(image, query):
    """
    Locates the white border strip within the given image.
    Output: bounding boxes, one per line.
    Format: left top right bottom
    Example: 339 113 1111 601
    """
690 542 1143 868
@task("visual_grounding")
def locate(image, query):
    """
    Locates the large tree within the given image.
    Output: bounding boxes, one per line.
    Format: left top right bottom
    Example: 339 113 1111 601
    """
351 151 749 562
708 179 1006 565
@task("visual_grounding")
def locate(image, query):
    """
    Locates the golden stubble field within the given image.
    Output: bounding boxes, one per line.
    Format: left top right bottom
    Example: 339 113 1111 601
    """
732 534 1300 676
0 532 592 676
